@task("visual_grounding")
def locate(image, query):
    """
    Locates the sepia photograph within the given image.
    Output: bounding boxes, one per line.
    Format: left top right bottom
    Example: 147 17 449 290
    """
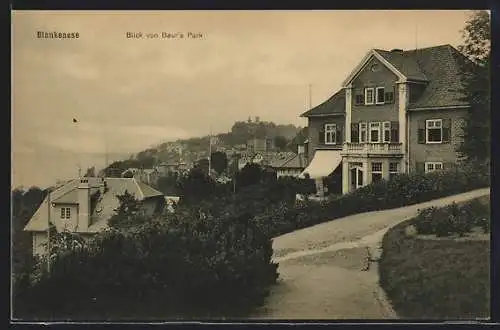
11 9 491 322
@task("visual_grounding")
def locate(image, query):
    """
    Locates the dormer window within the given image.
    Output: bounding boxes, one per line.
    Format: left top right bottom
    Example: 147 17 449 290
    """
364 88 374 105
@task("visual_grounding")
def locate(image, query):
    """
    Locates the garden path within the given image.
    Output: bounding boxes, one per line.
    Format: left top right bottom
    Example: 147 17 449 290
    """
250 188 490 320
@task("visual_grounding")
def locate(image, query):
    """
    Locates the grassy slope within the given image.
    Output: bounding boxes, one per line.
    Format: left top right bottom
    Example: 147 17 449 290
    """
379 220 490 319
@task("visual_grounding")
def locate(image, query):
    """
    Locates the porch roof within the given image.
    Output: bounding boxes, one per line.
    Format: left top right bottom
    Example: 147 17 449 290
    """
299 150 342 179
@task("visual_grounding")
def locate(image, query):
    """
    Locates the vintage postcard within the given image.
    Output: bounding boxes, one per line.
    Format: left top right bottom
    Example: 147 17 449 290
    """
11 10 491 322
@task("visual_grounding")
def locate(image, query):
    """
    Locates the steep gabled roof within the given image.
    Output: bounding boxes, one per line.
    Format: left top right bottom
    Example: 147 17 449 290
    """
375 49 428 81
403 44 472 109
300 44 476 117
300 90 345 118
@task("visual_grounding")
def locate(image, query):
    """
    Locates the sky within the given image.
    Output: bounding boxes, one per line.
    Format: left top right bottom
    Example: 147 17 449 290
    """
12 10 472 189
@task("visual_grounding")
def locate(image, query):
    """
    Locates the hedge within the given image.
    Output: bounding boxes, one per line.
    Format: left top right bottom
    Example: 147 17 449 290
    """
14 199 278 321
264 163 490 237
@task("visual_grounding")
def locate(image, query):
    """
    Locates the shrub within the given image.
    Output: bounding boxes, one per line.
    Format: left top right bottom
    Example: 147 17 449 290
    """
413 198 490 237
268 165 489 238
15 198 278 320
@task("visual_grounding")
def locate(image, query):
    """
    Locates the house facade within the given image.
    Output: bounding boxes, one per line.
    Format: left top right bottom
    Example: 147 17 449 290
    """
300 45 473 195
24 177 165 256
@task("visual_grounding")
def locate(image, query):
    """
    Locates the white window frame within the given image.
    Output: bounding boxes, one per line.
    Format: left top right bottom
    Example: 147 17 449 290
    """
382 121 391 143
425 162 443 173
426 119 443 144
359 122 367 143
371 162 383 182
365 88 375 105
324 123 337 145
376 87 385 104
369 122 381 143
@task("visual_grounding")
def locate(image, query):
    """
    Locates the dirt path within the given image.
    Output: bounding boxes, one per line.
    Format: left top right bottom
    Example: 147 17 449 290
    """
251 188 490 320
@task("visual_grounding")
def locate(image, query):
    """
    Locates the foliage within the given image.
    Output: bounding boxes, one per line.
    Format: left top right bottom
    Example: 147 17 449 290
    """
379 220 490 319
176 167 217 205
108 191 146 229
84 167 96 177
210 151 228 174
235 163 276 190
262 165 490 238
273 136 288 151
457 10 491 164
414 197 490 237
12 187 46 276
155 172 181 196
14 190 278 320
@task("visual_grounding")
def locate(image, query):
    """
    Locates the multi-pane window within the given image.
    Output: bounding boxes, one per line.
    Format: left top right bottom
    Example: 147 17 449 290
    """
61 207 71 219
376 87 385 104
371 162 383 183
359 122 367 143
425 162 443 173
426 119 443 143
324 123 337 145
365 88 374 105
389 162 399 180
369 122 381 143
382 122 391 142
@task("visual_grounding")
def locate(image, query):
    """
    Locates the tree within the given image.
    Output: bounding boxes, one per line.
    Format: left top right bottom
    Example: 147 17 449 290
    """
84 166 96 177
210 151 228 174
273 136 288 151
108 190 144 229
156 172 180 196
457 10 491 164
177 167 216 204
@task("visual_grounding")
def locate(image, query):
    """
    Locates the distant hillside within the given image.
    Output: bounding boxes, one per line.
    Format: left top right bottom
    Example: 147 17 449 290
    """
102 118 303 175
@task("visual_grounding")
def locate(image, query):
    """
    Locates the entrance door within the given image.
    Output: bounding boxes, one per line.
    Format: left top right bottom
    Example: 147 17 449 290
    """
350 166 364 191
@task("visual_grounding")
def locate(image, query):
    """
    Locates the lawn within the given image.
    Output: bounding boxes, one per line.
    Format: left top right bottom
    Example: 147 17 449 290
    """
379 219 490 320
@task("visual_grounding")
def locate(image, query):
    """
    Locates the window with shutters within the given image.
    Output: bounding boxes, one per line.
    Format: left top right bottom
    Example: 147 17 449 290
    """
426 119 443 143
324 123 337 145
359 122 367 143
376 87 385 104
425 162 443 173
371 162 383 183
382 122 391 142
365 88 374 105
369 122 381 143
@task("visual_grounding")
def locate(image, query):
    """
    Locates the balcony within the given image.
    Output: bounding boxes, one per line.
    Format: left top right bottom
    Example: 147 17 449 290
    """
341 142 404 157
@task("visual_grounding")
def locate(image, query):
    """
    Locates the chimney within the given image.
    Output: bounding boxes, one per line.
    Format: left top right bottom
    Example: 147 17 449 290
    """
390 48 404 53
77 178 91 231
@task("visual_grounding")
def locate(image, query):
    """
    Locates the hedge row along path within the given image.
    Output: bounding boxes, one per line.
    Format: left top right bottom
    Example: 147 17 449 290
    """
250 188 490 320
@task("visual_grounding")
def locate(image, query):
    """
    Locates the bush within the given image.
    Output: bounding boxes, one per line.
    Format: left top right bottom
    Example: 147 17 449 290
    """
413 198 490 237
267 165 490 238
14 198 278 320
